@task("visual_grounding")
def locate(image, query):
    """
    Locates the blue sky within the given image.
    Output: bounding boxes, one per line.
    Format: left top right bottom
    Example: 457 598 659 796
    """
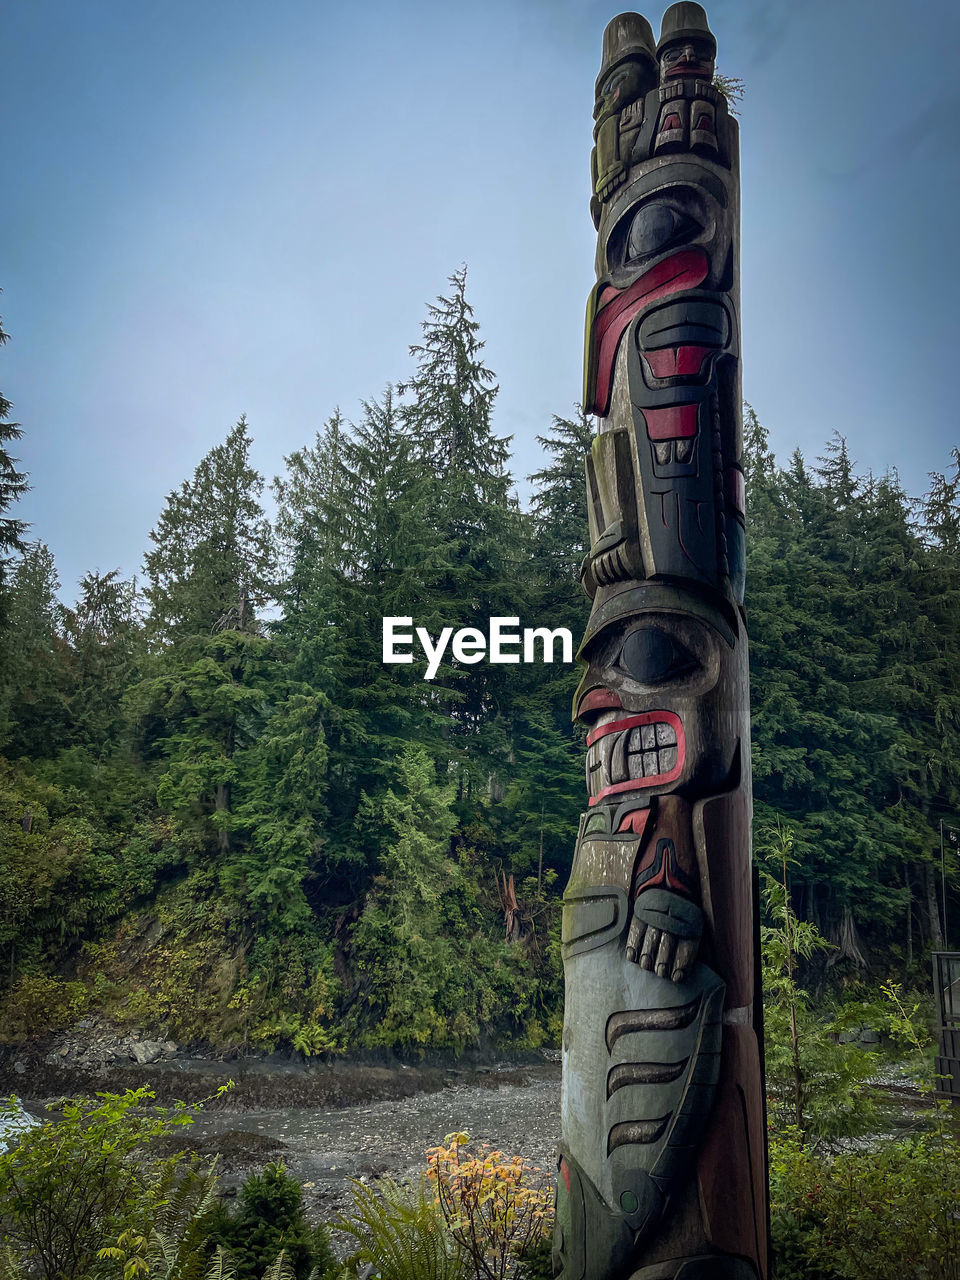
3 0 959 597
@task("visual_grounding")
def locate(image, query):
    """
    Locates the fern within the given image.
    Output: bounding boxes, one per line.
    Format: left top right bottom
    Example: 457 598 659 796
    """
0 1244 25 1280
337 1177 467 1280
204 1247 237 1280
260 1251 297 1280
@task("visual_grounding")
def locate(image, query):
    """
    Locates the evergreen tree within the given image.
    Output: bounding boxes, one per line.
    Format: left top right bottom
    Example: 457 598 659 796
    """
205 1163 336 1280
0 543 70 758
500 409 594 883
273 409 348 618
402 267 524 795
404 266 505 488
143 416 275 643
134 420 278 854
62 570 142 757
0 310 29 623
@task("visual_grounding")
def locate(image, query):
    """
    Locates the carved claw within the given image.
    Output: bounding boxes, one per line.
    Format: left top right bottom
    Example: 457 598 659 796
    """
626 889 704 984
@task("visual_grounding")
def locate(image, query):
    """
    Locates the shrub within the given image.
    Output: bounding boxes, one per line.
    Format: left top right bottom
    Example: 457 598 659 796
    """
0 1087 221 1280
203 1163 335 1280
425 1132 553 1280
0 974 88 1040
769 1122 960 1280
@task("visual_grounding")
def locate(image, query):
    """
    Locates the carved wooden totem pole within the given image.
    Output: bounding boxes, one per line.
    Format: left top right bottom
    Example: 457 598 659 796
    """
554 6 767 1279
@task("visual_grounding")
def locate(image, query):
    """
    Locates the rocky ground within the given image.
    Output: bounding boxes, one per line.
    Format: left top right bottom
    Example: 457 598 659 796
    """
1 1019 563 1254
165 1066 562 1252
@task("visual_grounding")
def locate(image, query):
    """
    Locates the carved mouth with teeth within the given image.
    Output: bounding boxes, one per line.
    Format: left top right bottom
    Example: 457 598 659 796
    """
585 710 685 806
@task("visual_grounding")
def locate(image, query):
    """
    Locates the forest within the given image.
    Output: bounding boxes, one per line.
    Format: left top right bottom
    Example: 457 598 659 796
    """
0 266 958 1058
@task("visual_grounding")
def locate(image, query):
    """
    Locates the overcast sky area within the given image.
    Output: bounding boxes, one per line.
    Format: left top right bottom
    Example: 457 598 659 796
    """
4 0 960 598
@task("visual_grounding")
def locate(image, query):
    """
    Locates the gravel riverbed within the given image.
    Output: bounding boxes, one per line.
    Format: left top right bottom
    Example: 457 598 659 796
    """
2 1045 562 1253
179 1063 562 1247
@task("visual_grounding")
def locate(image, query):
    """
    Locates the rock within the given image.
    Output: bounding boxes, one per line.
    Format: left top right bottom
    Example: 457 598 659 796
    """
162 1041 178 1059
859 1027 880 1045
131 1040 163 1066
12 1060 26 1076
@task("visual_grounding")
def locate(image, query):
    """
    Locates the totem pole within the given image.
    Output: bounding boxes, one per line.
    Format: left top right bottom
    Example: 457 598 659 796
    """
555 6 767 1279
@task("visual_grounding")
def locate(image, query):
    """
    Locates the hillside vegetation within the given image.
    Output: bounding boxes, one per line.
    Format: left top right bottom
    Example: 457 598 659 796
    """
1 270 958 1053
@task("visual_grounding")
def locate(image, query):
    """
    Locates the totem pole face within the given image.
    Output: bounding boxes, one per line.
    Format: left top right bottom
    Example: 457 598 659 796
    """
556 7 767 1279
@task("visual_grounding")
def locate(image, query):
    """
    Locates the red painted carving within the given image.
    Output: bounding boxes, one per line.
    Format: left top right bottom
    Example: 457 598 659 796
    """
577 686 625 718
631 795 699 899
589 248 709 415
617 808 651 836
641 403 699 440
643 345 713 378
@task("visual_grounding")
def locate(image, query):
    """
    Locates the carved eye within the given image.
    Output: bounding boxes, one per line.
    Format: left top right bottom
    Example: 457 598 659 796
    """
603 69 629 98
618 627 698 684
627 202 700 261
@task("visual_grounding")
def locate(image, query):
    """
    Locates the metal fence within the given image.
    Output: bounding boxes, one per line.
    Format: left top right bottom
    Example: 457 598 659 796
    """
933 951 960 1101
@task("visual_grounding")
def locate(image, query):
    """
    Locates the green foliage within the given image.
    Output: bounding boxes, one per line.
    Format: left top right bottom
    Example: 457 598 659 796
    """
0 758 129 982
0 543 70 758
0 974 89 1040
514 1238 554 1280
758 820 881 1145
204 1163 335 1280
143 417 275 644
96 1159 222 1280
769 1123 960 1280
0 1088 217 1280
747 416 960 970
0 310 28 620
348 746 496 1049
711 73 745 113
337 1177 467 1280
90 873 248 1043
3 275 960 1066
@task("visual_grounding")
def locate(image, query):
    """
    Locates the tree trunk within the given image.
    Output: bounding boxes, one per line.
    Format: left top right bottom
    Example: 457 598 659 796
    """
215 783 231 853
926 860 945 951
502 872 522 943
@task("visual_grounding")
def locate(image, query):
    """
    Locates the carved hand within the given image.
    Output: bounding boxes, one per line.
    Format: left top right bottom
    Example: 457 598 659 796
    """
625 888 702 983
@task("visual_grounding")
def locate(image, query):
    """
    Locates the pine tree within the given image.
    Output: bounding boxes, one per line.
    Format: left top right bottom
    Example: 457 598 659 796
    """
273 409 348 618
0 311 29 625
61 570 142 757
0 543 70 758
402 268 524 794
134 420 278 854
143 417 275 643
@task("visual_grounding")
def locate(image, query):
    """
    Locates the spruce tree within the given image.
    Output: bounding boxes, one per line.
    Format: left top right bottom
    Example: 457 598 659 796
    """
62 570 142 757
0 543 69 758
134 419 277 855
402 267 523 795
0 312 29 626
143 416 275 643
500 409 595 882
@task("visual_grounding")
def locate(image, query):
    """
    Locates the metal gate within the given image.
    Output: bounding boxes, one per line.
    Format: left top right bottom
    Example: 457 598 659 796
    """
933 951 960 1100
